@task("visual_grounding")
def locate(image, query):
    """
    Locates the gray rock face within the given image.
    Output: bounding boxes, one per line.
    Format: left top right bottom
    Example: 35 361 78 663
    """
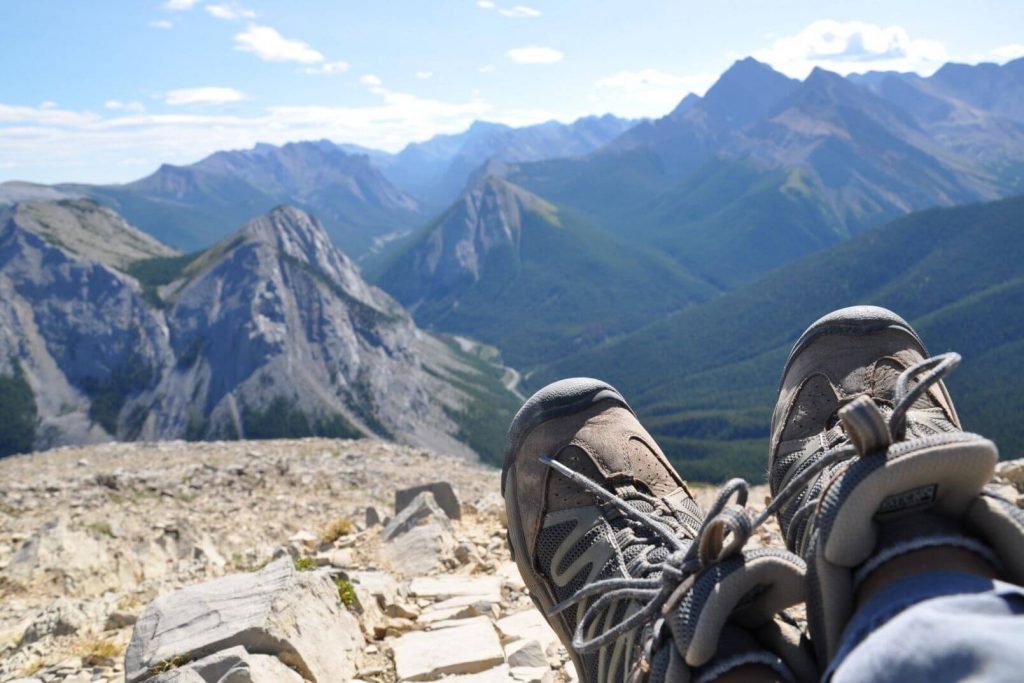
0 208 174 448
406 177 548 294
124 558 363 683
0 201 516 459
396 482 462 520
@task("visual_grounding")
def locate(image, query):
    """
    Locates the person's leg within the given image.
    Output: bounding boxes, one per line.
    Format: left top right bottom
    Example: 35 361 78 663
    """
502 379 816 683
768 305 1024 681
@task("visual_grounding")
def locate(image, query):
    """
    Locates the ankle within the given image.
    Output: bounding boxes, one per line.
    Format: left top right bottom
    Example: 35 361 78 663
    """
853 514 1001 607
856 544 999 606
710 664 789 683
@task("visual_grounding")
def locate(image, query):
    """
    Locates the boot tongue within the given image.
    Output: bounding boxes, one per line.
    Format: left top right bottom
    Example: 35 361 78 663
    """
869 358 941 411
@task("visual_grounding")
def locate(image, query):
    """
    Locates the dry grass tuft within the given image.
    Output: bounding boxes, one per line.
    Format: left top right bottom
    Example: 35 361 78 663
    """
320 516 355 544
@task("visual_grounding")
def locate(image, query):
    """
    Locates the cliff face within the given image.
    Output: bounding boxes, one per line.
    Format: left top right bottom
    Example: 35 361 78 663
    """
0 202 518 460
0 202 175 449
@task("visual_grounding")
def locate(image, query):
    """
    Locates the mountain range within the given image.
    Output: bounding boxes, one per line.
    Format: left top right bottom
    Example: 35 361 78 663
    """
531 195 1024 481
0 199 519 461
1 54 1022 477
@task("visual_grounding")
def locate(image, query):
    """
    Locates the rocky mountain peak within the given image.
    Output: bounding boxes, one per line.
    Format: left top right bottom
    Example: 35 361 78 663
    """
5 198 177 270
701 57 799 128
235 205 388 313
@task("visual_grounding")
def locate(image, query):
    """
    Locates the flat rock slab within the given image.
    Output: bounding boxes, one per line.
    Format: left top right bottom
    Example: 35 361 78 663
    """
392 619 504 681
408 575 502 602
495 610 561 653
124 558 363 683
395 483 462 520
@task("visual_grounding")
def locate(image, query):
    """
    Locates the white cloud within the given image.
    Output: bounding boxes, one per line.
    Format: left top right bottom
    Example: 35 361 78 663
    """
305 61 350 75
753 20 948 77
149 19 174 29
164 0 198 10
974 43 1024 63
416 71 434 80
205 3 256 20
39 101 58 110
165 87 246 106
476 1 540 18
506 46 563 64
479 65 496 74
360 74 383 86
0 93 498 183
499 5 541 18
595 69 717 118
105 100 146 113
234 25 324 64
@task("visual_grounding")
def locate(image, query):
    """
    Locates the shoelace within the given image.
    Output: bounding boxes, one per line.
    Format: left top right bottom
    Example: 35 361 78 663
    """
607 486 703 578
782 352 961 553
539 352 961 678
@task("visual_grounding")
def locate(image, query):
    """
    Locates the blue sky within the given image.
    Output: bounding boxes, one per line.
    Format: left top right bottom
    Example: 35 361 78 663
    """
2 0 1022 184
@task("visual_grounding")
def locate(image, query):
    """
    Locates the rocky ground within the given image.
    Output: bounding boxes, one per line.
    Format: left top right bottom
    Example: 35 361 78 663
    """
2 438 1022 683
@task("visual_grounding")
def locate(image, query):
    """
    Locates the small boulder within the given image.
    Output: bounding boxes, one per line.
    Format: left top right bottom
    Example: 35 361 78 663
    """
20 598 89 644
395 483 462 520
996 458 1024 487
381 492 455 575
505 639 549 668
104 610 139 631
124 558 363 683
149 646 305 683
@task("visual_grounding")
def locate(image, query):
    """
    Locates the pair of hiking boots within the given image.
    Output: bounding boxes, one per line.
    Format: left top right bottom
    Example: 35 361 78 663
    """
502 306 1024 682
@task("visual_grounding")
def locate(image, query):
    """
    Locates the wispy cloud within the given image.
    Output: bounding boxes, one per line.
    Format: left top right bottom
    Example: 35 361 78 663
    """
104 100 146 113
477 1 541 18
507 46 563 64
304 61 350 75
164 87 246 106
973 43 1024 63
595 69 717 117
0 93 503 182
164 0 199 11
416 71 434 80
205 3 256 20
360 74 383 86
479 65 496 74
753 20 948 77
499 6 541 18
234 25 324 64
148 19 174 29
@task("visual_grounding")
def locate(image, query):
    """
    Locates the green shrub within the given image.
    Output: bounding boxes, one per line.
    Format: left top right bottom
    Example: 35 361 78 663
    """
334 577 357 608
0 363 37 457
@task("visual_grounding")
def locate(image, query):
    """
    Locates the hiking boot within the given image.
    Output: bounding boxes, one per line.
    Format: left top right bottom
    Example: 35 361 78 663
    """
769 305 1024 664
504 378 815 682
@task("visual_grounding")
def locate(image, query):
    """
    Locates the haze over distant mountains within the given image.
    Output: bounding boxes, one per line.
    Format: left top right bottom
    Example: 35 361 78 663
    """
1 55 1022 478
